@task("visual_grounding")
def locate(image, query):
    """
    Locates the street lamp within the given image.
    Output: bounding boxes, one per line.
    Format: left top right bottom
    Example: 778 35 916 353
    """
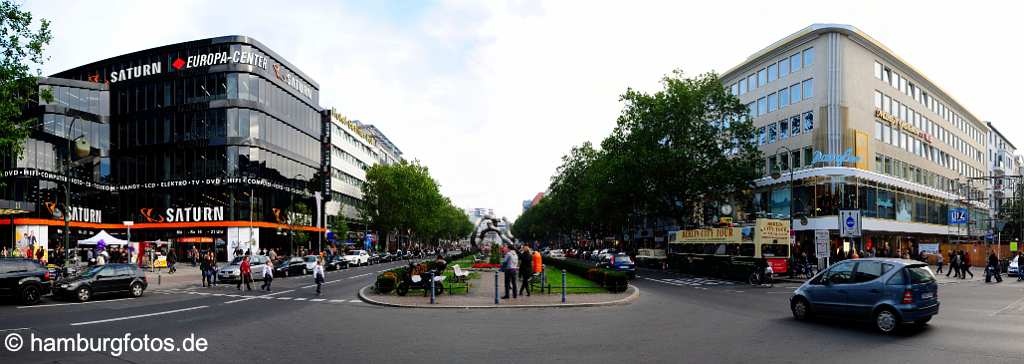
62 116 90 271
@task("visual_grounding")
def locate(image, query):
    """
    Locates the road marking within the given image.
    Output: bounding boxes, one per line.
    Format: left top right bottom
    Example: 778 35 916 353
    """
18 298 134 309
310 298 326 302
329 299 347 303
991 295 1024 316
0 327 30 332
70 306 208 326
224 289 295 304
292 298 307 301
276 297 292 300
349 273 371 279
349 299 361 303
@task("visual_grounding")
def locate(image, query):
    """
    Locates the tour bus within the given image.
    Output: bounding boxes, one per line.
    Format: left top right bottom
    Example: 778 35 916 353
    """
668 219 791 280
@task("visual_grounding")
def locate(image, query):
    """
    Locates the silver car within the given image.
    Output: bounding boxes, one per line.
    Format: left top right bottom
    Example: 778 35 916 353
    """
218 255 270 282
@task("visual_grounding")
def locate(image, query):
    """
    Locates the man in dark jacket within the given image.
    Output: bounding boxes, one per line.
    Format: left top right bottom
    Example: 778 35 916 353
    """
986 251 1002 283
518 246 533 297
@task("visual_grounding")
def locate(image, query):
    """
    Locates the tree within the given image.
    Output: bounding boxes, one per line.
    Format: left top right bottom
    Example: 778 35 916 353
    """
361 160 468 249
329 216 350 243
0 1 52 163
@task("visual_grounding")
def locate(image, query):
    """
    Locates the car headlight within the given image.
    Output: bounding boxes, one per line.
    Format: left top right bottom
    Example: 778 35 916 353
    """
60 284 70 289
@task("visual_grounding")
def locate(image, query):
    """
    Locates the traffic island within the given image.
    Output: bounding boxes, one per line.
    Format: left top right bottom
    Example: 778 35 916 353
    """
358 284 638 309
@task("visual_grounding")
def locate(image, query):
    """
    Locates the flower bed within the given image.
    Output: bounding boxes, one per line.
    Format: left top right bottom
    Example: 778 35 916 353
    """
471 263 500 269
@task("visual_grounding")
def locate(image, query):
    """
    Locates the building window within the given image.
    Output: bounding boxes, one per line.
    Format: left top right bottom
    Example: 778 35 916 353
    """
779 153 789 170
803 111 814 131
779 119 788 140
802 78 813 99
790 53 801 72
739 78 747 95
767 92 777 112
758 68 768 87
790 115 800 136
747 74 756 90
803 147 813 166
874 90 882 109
767 63 778 82
790 83 801 104
746 102 755 117
730 83 739 96
882 123 891 144
768 124 777 144
757 97 767 115
874 61 883 79
883 67 891 84
802 47 814 66
779 87 789 107
758 126 766 145
875 154 884 174
792 150 801 168
779 59 789 77
882 95 891 113
875 121 883 140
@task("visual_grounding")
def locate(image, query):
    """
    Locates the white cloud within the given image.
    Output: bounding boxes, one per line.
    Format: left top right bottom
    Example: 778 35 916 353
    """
28 0 1024 221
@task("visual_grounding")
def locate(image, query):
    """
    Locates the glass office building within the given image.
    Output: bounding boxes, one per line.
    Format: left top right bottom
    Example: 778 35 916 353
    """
2 36 330 261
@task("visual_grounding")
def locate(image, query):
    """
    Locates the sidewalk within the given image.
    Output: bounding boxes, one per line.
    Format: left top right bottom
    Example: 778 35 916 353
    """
362 269 637 308
141 264 206 290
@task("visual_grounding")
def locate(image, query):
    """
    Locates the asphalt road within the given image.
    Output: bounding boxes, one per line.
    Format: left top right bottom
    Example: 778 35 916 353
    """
2 263 1024 363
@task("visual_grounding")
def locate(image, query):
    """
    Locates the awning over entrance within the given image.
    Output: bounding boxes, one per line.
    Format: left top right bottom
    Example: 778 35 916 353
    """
78 230 129 245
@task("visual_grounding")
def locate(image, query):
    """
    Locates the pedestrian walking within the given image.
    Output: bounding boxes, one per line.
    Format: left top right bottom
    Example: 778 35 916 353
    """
261 259 274 291
947 250 957 277
313 257 325 295
500 245 519 299
518 246 533 297
935 250 944 274
167 249 177 274
238 255 253 291
986 251 1002 283
962 251 974 279
200 253 211 287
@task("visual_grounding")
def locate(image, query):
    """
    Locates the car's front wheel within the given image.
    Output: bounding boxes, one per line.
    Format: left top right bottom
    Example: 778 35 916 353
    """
791 297 812 321
875 308 900 334
130 282 145 298
77 286 92 302
19 284 42 305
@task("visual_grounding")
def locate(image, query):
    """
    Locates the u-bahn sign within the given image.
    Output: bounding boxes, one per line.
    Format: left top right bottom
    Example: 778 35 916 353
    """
839 210 861 238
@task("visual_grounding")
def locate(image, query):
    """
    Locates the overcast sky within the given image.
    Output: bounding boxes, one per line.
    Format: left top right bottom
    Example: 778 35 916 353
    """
28 0 1023 220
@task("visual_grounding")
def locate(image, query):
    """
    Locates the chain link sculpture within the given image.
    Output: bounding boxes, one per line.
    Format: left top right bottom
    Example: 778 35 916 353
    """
470 214 516 249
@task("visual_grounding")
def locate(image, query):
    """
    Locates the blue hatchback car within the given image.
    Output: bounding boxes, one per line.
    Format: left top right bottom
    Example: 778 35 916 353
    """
790 258 939 333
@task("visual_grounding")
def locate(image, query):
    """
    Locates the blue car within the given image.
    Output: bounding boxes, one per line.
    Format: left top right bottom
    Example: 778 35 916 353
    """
790 258 938 333
600 253 637 279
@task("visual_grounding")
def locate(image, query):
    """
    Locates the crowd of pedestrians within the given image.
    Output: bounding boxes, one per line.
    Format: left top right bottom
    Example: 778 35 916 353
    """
943 249 974 280
499 243 543 300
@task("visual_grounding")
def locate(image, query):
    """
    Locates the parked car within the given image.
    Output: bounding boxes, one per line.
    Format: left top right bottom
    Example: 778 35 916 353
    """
790 258 938 334
600 253 636 279
368 252 381 265
54 263 147 302
547 249 565 259
274 257 307 277
327 255 349 271
378 252 394 263
343 250 370 266
218 255 270 282
0 258 52 305
1009 255 1020 277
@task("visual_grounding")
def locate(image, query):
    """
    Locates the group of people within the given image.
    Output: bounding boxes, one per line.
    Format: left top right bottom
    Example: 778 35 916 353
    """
499 244 543 299
198 251 221 287
937 249 974 279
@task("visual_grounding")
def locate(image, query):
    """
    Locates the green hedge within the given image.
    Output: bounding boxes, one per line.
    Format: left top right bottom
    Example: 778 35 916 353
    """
542 256 629 293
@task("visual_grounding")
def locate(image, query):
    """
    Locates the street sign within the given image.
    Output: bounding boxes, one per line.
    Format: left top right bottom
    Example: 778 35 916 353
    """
949 208 968 225
814 230 829 258
839 210 862 237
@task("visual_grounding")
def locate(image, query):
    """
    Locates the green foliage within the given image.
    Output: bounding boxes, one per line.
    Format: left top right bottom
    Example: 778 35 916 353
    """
0 1 52 167
330 216 350 242
513 71 762 242
489 243 501 264
360 160 472 247
375 271 398 293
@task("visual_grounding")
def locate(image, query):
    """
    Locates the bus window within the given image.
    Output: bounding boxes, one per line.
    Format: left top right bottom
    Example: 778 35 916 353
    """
714 244 727 255
703 244 716 255
761 244 790 257
738 244 755 257
725 244 739 256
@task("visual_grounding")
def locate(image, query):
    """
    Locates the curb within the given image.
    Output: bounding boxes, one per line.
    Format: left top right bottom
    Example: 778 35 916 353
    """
358 285 640 309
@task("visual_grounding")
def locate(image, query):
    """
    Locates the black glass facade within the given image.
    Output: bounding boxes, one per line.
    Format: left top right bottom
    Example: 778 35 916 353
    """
3 36 330 259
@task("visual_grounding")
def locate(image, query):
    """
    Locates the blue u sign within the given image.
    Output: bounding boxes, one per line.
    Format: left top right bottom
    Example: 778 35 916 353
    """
949 208 968 225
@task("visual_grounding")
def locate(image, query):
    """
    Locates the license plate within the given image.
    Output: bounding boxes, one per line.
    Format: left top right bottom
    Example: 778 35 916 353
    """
922 292 934 299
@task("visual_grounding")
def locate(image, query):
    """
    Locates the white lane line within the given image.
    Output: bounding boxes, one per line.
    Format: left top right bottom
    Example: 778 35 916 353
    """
349 273 371 279
292 298 307 301
329 299 346 303
70 306 208 326
18 298 135 309
276 297 293 300
0 327 30 332
224 289 294 304
310 298 326 302
991 295 1024 316
349 299 361 303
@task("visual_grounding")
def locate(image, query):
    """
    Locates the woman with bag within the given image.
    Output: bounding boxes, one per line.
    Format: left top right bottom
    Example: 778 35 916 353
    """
313 257 326 295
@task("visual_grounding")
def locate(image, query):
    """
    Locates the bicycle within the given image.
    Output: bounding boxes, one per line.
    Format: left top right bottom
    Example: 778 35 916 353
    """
748 267 774 287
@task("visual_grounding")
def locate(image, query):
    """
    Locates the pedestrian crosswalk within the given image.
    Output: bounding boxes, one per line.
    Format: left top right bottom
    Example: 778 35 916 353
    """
150 288 365 305
642 276 736 288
